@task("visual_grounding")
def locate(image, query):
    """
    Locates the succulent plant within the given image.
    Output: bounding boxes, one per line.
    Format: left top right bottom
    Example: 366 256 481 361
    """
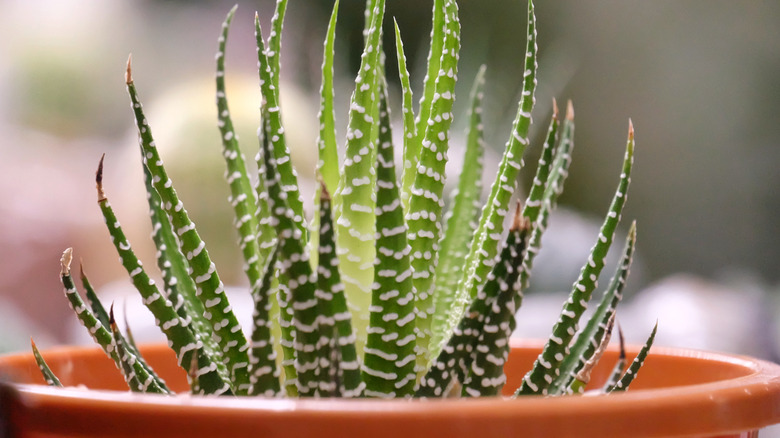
34 0 657 399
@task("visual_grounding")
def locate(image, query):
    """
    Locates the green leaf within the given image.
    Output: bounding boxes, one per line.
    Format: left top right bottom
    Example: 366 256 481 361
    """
259 114 325 398
445 0 537 351
80 265 170 393
248 246 281 396
268 0 289 83
460 213 531 397
406 0 461 369
315 185 362 397
333 0 385 354
107 305 169 394
393 19 416 212
401 0 445 210
316 0 341 196
255 12 307 244
601 326 627 392
31 339 62 387
140 162 226 385
60 249 170 394
97 154 234 395
126 60 250 394
430 65 487 355
609 322 657 393
513 104 574 298
418 206 528 397
216 6 267 292
310 0 341 269
521 99 560 224
548 222 637 395
516 120 635 396
362 79 416 398
568 315 615 395
80 265 110 330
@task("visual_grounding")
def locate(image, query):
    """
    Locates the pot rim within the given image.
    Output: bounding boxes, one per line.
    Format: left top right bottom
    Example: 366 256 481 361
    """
2 339 780 437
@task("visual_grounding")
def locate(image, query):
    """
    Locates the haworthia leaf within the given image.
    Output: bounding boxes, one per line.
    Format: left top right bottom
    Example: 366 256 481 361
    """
139 143 235 395
107 305 165 394
316 186 362 397
402 0 445 210
461 214 531 397
333 0 385 353
501 107 567 323
538 101 574 219
514 104 574 299
548 222 637 395
446 0 537 351
122 308 140 353
140 162 226 385
96 156 233 396
248 246 281 397
601 325 627 392
310 0 341 269
126 60 250 394
568 315 615 395
60 249 169 394
256 127 297 397
216 6 266 295
61 249 114 357
393 19 416 210
81 265 169 393
361 79 416 399
316 0 341 196
255 13 307 243
406 0 461 370
259 116 325 398
80 265 110 330
516 121 635 396
430 65 487 355
267 0 288 84
418 205 527 398
609 322 657 393
521 99 559 224
31 339 62 388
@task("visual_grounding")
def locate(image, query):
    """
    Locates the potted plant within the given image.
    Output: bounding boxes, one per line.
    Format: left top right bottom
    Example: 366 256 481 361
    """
1 0 779 436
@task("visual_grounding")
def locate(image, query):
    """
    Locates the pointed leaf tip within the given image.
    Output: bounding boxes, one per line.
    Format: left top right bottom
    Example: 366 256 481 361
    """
319 179 331 201
96 154 107 202
108 303 116 327
628 118 634 140
511 201 528 232
60 248 73 276
552 97 559 119
125 54 133 85
566 100 574 121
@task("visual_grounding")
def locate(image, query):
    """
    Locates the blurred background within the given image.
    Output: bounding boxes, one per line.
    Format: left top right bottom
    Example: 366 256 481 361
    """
0 0 779 368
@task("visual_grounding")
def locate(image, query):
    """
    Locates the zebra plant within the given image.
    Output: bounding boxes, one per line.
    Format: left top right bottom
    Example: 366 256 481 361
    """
34 0 657 399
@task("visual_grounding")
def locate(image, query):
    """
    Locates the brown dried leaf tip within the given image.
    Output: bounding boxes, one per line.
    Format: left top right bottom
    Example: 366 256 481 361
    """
60 248 73 277
125 54 133 85
96 154 107 203
318 176 331 202
108 303 117 329
511 201 530 232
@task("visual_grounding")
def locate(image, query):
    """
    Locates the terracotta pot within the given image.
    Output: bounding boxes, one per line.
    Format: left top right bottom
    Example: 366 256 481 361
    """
1 340 779 438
